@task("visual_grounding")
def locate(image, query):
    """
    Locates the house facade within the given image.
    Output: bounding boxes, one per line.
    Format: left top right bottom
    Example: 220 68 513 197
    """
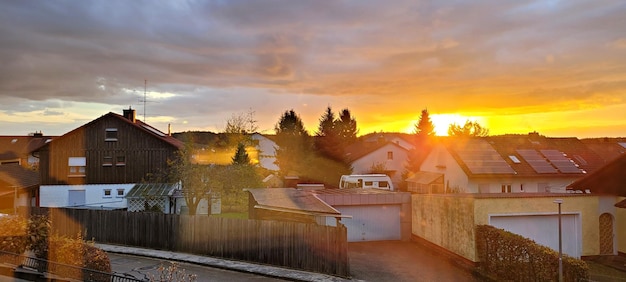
37 108 183 209
345 141 409 187
419 134 605 194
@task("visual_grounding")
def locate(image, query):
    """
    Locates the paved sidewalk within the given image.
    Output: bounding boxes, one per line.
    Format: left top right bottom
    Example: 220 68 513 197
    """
97 244 351 282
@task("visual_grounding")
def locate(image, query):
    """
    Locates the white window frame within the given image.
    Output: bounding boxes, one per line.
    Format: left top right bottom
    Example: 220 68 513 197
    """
116 189 125 198
105 128 118 142
103 189 112 198
501 184 512 193
68 157 86 177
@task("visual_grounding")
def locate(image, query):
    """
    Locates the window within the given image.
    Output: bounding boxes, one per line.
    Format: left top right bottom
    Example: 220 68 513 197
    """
103 189 112 197
364 181 373 186
116 156 126 166
501 184 512 193
105 128 118 141
379 181 389 188
509 155 521 163
103 156 113 166
116 189 125 197
387 151 393 160
68 157 86 177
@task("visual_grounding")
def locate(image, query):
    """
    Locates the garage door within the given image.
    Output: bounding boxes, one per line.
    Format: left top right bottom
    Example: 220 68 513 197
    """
332 205 401 242
490 214 581 258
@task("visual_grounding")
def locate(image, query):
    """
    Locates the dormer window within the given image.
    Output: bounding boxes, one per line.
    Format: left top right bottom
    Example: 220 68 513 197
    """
105 128 118 141
509 155 521 163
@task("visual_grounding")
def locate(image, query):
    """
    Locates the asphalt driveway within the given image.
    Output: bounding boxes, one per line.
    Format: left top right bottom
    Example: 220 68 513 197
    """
348 241 481 282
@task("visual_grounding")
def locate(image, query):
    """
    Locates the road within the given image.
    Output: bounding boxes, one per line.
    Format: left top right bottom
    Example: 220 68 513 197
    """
348 241 481 282
108 253 288 282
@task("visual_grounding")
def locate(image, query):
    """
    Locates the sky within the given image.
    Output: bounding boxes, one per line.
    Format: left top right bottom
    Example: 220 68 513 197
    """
1 1 626 138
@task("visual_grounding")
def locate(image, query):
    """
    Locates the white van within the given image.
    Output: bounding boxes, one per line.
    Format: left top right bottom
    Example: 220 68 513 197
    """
339 174 395 191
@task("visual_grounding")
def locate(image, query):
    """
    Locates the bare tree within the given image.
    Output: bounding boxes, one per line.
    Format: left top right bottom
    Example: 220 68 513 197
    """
224 109 258 134
448 120 490 137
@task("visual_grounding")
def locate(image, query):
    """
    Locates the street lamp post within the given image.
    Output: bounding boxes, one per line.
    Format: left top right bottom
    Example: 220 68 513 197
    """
554 199 563 282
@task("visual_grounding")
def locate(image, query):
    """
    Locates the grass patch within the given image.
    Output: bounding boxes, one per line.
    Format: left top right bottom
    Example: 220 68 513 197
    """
212 212 248 219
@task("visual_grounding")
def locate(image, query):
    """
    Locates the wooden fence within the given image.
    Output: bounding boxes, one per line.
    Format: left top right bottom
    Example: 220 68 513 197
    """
29 208 350 277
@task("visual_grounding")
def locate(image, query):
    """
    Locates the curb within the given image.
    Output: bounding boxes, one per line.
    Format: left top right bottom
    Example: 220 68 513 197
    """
97 244 352 282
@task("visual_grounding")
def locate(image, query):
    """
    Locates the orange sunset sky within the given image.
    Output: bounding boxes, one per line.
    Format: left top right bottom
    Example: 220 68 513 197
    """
1 1 625 138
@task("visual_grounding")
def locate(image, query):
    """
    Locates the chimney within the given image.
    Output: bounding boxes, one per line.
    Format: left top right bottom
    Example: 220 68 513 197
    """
123 107 136 123
168 124 172 136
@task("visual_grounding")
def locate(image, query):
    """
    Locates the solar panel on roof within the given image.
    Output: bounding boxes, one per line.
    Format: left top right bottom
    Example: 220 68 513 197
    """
540 149 582 174
455 139 515 174
516 149 558 173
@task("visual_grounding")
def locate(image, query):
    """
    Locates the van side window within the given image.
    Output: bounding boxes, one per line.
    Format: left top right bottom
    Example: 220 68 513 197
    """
379 181 389 188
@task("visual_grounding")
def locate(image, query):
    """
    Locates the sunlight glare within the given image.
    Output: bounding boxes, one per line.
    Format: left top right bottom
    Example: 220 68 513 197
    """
430 114 486 136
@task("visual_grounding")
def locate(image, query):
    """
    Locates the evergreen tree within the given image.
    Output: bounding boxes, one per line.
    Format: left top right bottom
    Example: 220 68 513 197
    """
335 108 358 148
414 109 435 140
274 109 311 176
405 109 435 176
315 107 342 162
231 143 251 165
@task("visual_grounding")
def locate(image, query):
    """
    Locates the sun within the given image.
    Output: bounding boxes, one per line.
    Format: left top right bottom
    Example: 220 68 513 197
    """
430 114 484 136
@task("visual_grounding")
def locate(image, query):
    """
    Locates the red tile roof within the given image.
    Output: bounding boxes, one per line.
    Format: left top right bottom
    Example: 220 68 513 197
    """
569 153 626 197
0 135 54 161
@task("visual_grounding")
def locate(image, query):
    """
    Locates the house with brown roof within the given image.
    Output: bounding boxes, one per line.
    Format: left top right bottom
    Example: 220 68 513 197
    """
418 133 605 194
36 108 183 209
0 163 39 211
569 153 626 256
0 133 54 169
345 140 409 187
411 133 621 266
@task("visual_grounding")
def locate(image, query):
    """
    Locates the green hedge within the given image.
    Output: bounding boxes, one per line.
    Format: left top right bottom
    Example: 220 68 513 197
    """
476 224 588 282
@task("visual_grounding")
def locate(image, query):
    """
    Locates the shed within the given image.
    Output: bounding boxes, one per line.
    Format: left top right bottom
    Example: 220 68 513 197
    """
246 188 343 224
405 171 444 193
126 183 178 213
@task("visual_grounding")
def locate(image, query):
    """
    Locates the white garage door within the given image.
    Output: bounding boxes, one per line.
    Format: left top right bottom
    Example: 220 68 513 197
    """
332 205 401 242
490 214 581 258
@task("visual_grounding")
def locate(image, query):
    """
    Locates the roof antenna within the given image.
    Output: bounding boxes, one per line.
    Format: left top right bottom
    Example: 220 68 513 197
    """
138 79 147 123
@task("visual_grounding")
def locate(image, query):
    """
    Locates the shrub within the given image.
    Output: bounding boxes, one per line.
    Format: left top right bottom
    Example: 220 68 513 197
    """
48 234 111 282
26 214 51 259
476 224 589 282
0 215 28 258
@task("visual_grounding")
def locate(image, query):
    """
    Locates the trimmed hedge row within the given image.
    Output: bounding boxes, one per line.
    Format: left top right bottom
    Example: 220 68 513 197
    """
476 224 588 282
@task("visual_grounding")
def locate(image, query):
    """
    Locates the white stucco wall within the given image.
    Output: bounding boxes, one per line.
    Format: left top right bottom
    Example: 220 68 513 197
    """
420 145 469 192
40 184 133 209
251 133 278 171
